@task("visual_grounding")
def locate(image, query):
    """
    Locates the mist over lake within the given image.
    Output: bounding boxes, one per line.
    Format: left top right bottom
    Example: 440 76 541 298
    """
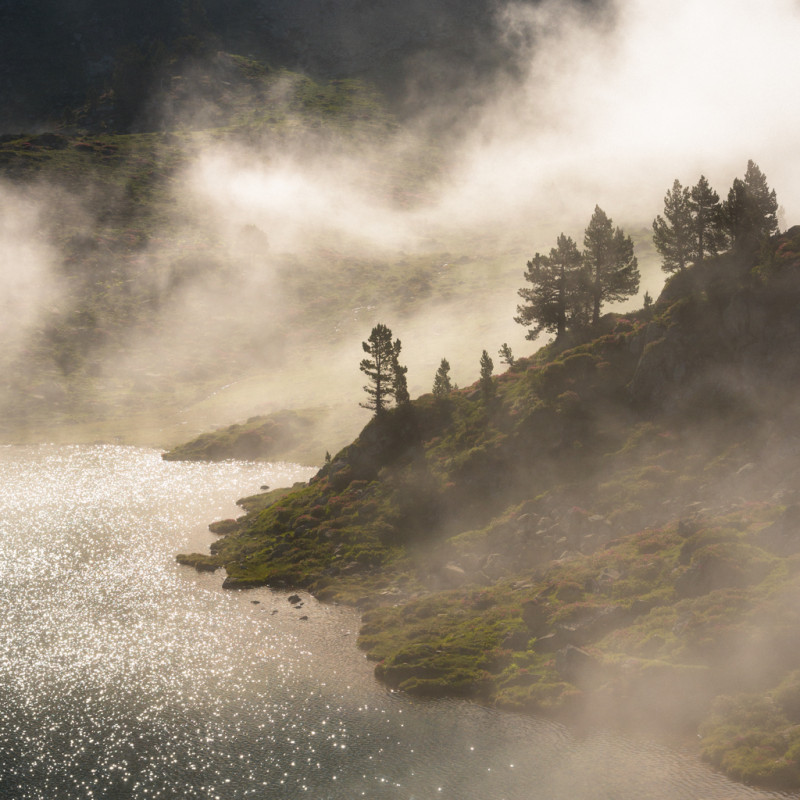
0 444 789 799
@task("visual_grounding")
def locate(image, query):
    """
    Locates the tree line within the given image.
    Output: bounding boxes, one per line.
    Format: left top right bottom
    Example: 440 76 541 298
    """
514 206 640 342
359 322 503 415
652 160 777 273
515 160 778 343
359 161 779 415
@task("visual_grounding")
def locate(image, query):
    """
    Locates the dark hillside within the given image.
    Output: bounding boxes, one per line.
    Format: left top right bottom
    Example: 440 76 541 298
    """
0 0 605 131
178 225 800 789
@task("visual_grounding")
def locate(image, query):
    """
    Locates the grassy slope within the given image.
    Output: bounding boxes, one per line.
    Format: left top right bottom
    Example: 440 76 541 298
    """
178 226 800 790
160 408 332 465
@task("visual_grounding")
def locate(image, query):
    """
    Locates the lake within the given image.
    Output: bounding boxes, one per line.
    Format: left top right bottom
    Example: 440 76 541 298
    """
0 444 789 799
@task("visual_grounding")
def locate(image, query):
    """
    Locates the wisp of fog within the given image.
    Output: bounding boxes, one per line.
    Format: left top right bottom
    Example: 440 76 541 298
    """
2 0 800 444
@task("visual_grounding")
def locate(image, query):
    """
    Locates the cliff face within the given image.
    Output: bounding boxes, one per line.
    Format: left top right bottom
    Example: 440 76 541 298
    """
178 226 800 790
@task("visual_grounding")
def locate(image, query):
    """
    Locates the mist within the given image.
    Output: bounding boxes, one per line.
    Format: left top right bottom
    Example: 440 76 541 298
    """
4 0 800 449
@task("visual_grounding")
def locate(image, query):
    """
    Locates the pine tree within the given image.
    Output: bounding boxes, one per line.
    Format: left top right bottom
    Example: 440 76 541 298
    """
360 324 401 415
392 339 410 406
515 233 585 340
498 343 515 367
583 206 640 325
479 350 494 400
743 159 779 238
689 175 725 264
432 358 452 398
652 179 694 273
723 160 779 251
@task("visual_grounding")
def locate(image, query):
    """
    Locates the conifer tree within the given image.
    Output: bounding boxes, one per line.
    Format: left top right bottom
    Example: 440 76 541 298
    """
583 206 640 325
360 324 403 415
689 175 725 264
652 179 694 273
743 159 779 238
515 233 585 340
723 160 779 251
392 340 410 406
432 358 452 398
498 343 515 367
479 350 494 400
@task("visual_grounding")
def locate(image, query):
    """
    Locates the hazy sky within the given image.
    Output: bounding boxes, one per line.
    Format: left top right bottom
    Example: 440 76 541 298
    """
432 0 800 228
128 0 800 416
3 0 800 437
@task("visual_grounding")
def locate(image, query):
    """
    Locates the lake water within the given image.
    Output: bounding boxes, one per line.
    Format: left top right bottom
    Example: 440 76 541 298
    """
0 444 791 800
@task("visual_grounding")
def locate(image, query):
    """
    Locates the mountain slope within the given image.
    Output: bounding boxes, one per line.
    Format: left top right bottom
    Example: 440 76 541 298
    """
0 0 594 131
179 225 800 789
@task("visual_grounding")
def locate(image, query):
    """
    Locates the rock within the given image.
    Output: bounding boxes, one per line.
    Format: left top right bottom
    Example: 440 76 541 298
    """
287 594 301 604
556 645 602 686
560 605 632 645
441 563 467 587
521 599 550 635
251 600 261 604
674 551 744 598
208 518 241 535
481 553 513 580
532 631 563 653
299 615 308 621
502 629 530 650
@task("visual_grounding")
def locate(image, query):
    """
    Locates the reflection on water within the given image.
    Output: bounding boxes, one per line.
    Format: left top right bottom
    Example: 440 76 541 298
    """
0 445 790 799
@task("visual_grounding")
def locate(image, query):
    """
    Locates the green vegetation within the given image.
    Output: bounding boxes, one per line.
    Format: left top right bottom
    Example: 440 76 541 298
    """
360 324 408 415
161 409 328 464
516 206 639 342
177 220 800 790
652 163 777 275
432 358 453 398
5 26 799 788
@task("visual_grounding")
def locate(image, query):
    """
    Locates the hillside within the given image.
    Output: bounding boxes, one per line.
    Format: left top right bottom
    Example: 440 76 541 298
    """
178 224 800 790
0 0 545 132
160 408 331 466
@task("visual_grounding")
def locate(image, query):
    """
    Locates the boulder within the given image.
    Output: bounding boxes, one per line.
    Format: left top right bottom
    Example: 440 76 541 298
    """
521 599 550 635
441 563 468 587
502 629 530 650
556 645 602 686
532 631 563 653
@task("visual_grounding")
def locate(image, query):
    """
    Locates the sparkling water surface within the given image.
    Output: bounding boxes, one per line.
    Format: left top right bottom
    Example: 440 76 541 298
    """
0 444 792 799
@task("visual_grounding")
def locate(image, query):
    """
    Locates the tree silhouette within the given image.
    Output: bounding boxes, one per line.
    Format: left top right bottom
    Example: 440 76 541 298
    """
583 206 640 325
653 179 694 273
392 340 410 406
432 358 452 398
360 324 405 415
689 175 725 264
479 350 494 401
723 160 779 251
515 233 585 341
498 343 515 367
